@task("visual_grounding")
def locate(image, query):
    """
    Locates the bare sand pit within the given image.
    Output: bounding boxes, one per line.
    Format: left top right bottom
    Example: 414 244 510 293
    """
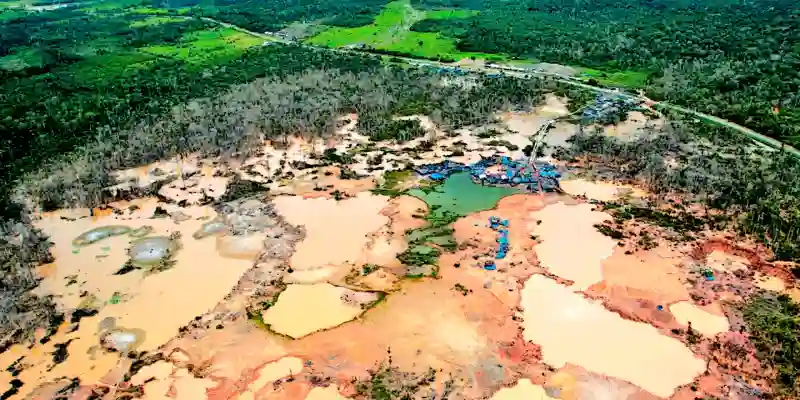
355 195 428 272
284 166 376 199
490 379 555 400
559 179 647 202
34 203 258 351
235 357 305 399
138 366 216 400
669 301 730 336
261 283 378 338
521 275 706 397
273 192 389 281
159 265 535 398
602 111 664 141
111 157 201 190
545 365 659 400
593 247 690 306
706 250 749 272
530 202 616 290
0 197 293 398
499 95 569 138
754 273 787 292
448 194 549 307
277 275 534 398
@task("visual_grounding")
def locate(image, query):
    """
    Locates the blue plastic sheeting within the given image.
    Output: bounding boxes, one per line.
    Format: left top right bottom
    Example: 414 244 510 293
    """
471 156 560 191
489 216 510 260
415 156 561 192
484 261 497 271
414 160 469 180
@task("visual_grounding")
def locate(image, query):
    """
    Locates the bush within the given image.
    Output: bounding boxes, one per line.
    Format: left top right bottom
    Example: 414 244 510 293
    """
742 293 800 396
0 216 58 343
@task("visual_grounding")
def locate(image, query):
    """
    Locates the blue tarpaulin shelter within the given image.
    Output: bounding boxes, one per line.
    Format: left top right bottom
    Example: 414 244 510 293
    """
414 156 561 192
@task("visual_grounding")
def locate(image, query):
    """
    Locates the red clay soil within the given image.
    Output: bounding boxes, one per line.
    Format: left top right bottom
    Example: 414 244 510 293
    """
546 364 661 400
137 195 556 400
693 237 795 284
49 190 788 400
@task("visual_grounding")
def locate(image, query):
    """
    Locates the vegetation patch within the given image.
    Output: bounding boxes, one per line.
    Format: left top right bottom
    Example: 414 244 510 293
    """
603 202 705 234
140 28 263 64
578 67 649 89
742 293 800 396
129 15 185 28
355 363 442 399
217 176 267 203
372 169 414 197
424 9 477 20
308 0 499 61
562 126 800 261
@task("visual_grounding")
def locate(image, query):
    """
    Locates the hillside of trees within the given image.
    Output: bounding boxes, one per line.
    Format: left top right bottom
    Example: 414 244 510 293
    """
410 0 800 146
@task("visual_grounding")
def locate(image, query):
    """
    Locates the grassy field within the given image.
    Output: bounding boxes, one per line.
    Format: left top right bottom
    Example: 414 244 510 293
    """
578 67 649 89
308 0 498 61
141 28 264 64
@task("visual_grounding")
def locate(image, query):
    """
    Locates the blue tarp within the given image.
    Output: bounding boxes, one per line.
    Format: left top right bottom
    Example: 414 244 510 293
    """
415 156 561 192
489 217 510 260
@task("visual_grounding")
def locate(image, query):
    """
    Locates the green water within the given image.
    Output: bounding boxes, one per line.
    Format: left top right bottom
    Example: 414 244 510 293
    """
408 172 519 218
398 172 519 274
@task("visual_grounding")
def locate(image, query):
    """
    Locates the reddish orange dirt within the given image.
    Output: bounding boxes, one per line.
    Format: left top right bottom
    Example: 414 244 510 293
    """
14 178 787 400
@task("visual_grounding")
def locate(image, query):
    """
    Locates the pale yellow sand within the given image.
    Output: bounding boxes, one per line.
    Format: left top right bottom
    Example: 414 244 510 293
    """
0 202 263 398
560 179 647 202
530 202 616 290
490 379 556 400
669 301 730 336
236 357 304 399
273 192 389 275
754 274 786 292
261 283 370 338
706 250 748 272
521 275 705 398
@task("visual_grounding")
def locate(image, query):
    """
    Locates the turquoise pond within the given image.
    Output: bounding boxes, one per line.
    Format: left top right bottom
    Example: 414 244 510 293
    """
399 172 520 270
407 172 520 218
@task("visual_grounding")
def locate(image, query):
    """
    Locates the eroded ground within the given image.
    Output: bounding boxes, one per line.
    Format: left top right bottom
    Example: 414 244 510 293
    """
1 99 795 400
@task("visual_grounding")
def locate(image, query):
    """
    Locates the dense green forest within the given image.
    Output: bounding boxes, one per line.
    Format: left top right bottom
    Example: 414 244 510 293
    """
154 0 389 32
409 0 800 145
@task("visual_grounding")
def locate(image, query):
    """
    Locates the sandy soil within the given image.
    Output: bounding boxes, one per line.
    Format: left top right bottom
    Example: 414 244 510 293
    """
234 357 304 399
33 199 283 351
521 275 706 398
303 386 349 400
4 105 788 400
273 192 389 282
706 250 749 273
489 379 555 399
546 364 660 400
560 179 648 202
0 195 298 399
530 202 617 290
602 111 665 141
592 246 691 306
669 301 730 336
261 283 378 338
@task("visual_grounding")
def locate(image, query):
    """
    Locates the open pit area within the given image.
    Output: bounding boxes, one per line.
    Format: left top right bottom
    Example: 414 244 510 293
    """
1 97 795 400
